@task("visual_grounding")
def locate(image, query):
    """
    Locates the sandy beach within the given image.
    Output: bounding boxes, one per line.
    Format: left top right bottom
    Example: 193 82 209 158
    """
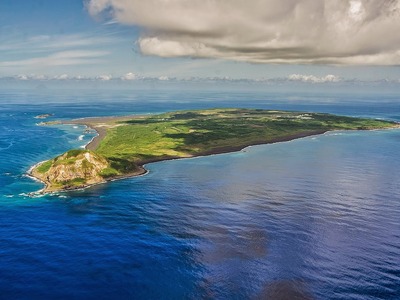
63 115 145 151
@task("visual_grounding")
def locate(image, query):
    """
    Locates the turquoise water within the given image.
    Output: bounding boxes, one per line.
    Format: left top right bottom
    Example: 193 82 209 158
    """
0 89 399 299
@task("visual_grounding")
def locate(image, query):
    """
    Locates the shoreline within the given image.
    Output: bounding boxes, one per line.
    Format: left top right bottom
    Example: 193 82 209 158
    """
63 114 145 151
67 114 400 155
29 113 400 195
27 160 50 195
28 129 328 195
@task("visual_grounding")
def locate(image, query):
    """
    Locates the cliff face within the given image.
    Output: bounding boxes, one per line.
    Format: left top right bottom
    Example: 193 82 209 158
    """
31 150 113 192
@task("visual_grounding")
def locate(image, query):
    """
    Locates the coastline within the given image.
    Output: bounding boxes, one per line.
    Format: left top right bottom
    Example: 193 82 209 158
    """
28 116 149 194
27 160 50 195
62 120 106 151
29 112 400 195
63 114 144 151
59 114 400 156
29 129 328 195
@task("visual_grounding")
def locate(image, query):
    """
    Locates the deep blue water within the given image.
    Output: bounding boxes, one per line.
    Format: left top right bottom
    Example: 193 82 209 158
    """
0 88 400 299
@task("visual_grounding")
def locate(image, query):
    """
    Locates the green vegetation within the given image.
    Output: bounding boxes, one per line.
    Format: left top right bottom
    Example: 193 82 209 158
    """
99 167 120 178
61 177 86 186
36 160 53 174
95 108 397 174
31 108 398 192
52 149 87 166
65 149 86 158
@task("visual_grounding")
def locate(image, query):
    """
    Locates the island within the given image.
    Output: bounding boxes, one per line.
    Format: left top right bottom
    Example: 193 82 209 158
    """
30 108 399 193
34 113 54 119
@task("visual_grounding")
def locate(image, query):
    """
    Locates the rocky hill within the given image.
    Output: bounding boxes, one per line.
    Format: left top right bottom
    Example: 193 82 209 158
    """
31 149 118 192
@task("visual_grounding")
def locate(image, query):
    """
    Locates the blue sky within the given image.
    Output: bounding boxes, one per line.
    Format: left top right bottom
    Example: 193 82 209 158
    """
1 0 400 83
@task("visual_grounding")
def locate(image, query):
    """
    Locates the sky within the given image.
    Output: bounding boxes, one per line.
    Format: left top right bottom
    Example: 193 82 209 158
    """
1 0 400 83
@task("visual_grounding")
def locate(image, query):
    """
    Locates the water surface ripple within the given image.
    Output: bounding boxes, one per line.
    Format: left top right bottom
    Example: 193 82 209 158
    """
0 90 399 299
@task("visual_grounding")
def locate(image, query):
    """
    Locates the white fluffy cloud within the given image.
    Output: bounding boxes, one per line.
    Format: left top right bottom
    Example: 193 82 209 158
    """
121 72 137 80
288 74 341 83
96 74 112 81
87 0 400 65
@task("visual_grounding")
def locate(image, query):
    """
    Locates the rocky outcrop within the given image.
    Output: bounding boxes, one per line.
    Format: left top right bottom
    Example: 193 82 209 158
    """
31 150 112 192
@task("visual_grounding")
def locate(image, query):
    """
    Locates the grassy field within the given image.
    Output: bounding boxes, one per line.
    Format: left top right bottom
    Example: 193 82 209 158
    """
94 108 396 174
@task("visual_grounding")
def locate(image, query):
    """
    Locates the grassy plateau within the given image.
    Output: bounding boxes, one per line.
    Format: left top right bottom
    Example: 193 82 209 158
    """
31 108 398 192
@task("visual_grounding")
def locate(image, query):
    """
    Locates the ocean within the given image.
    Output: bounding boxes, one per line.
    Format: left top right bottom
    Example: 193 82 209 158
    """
0 87 399 299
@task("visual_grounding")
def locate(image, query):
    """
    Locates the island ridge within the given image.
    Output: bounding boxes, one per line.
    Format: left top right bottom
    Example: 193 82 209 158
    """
30 108 399 193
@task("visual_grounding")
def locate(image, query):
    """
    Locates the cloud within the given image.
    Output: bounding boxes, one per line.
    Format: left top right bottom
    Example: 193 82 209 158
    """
121 72 137 80
0 33 115 53
0 32 117 75
96 74 112 80
53 74 70 80
0 50 109 68
10 74 82 81
288 74 341 83
87 0 400 65
4 72 400 85
16 74 29 80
